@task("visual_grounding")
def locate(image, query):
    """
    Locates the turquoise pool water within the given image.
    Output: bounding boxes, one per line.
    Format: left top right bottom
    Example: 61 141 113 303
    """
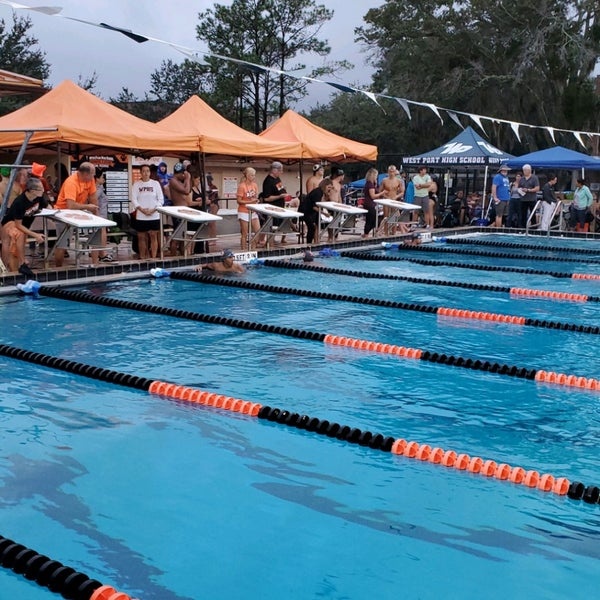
1 233 599 599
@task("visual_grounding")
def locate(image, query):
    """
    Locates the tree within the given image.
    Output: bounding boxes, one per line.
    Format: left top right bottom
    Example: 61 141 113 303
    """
110 58 214 121
0 13 50 115
77 71 98 93
195 0 350 132
109 88 177 122
354 0 600 153
149 58 214 105
308 92 407 173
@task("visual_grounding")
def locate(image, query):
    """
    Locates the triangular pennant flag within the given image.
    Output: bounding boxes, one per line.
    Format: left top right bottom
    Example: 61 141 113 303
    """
573 131 586 149
360 90 385 112
395 98 411 120
423 102 443 124
10 1 597 148
324 81 356 94
0 0 61 14
446 111 463 129
99 22 149 43
509 121 521 143
469 114 487 135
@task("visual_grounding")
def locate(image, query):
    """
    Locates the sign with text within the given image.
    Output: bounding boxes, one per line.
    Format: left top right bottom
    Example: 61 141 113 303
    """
223 176 239 199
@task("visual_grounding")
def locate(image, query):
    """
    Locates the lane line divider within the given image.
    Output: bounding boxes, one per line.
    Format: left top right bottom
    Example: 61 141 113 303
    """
0 533 132 600
444 236 600 255
261 260 600 303
166 273 600 335
369 243 600 264
509 287 589 302
340 250 600 279
32 288 600 392
1 343 598 507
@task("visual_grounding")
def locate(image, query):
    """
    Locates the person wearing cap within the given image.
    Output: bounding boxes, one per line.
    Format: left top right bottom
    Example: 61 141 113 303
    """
29 162 54 203
402 232 422 247
302 249 315 262
491 164 511 227
167 162 192 206
156 161 172 204
262 161 290 244
54 162 98 267
517 164 540 228
195 249 245 273
380 165 407 234
306 164 324 194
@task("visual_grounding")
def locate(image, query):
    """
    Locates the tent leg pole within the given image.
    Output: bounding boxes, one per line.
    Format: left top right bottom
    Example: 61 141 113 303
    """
0 131 33 221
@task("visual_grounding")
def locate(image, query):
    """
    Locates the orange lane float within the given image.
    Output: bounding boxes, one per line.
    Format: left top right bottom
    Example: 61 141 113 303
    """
90 586 132 600
437 306 526 325
572 273 600 280
324 335 598 393
390 436 569 496
149 380 262 416
534 370 600 390
323 334 422 359
510 287 588 302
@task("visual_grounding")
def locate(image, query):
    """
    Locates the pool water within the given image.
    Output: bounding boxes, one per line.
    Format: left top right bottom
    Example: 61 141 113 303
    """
1 233 599 599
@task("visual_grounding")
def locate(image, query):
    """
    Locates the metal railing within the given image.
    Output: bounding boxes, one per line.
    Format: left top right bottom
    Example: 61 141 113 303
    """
525 199 563 235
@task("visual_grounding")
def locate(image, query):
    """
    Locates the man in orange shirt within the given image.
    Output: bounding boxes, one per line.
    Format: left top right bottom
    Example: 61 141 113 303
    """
54 162 98 267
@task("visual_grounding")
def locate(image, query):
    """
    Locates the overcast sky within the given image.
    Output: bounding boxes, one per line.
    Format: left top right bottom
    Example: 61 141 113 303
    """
1 0 379 108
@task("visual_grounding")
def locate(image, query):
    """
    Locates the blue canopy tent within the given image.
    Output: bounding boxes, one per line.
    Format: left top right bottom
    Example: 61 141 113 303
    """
506 146 600 175
349 127 514 191
400 126 514 214
348 173 386 189
348 128 513 221
401 126 514 169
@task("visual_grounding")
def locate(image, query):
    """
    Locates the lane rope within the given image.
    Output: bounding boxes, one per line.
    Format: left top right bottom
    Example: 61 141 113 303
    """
339 250 600 279
444 236 600 255
168 273 600 335
350 244 600 264
0 533 133 600
260 259 600 303
1 343 598 507
28 289 600 392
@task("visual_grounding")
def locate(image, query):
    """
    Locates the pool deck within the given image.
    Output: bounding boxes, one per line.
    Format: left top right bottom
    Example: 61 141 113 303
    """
1 225 599 292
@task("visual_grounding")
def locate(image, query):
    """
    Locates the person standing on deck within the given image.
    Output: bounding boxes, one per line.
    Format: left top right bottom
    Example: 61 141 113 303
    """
491 164 511 227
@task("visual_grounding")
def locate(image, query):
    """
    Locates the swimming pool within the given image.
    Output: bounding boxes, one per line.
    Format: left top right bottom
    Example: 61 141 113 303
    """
1 232 599 599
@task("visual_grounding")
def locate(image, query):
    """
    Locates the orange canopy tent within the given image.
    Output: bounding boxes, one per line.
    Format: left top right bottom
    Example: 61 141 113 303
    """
0 69 47 98
259 109 377 162
0 80 199 154
156 95 302 159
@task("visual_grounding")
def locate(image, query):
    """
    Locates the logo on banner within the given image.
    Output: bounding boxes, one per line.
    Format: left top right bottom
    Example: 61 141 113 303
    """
440 142 473 155
476 141 503 155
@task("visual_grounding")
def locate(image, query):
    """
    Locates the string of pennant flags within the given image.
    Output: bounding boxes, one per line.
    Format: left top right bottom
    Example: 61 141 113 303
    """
1 0 599 148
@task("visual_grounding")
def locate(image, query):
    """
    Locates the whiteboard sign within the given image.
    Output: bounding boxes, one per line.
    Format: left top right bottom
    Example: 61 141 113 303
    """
223 176 239 199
